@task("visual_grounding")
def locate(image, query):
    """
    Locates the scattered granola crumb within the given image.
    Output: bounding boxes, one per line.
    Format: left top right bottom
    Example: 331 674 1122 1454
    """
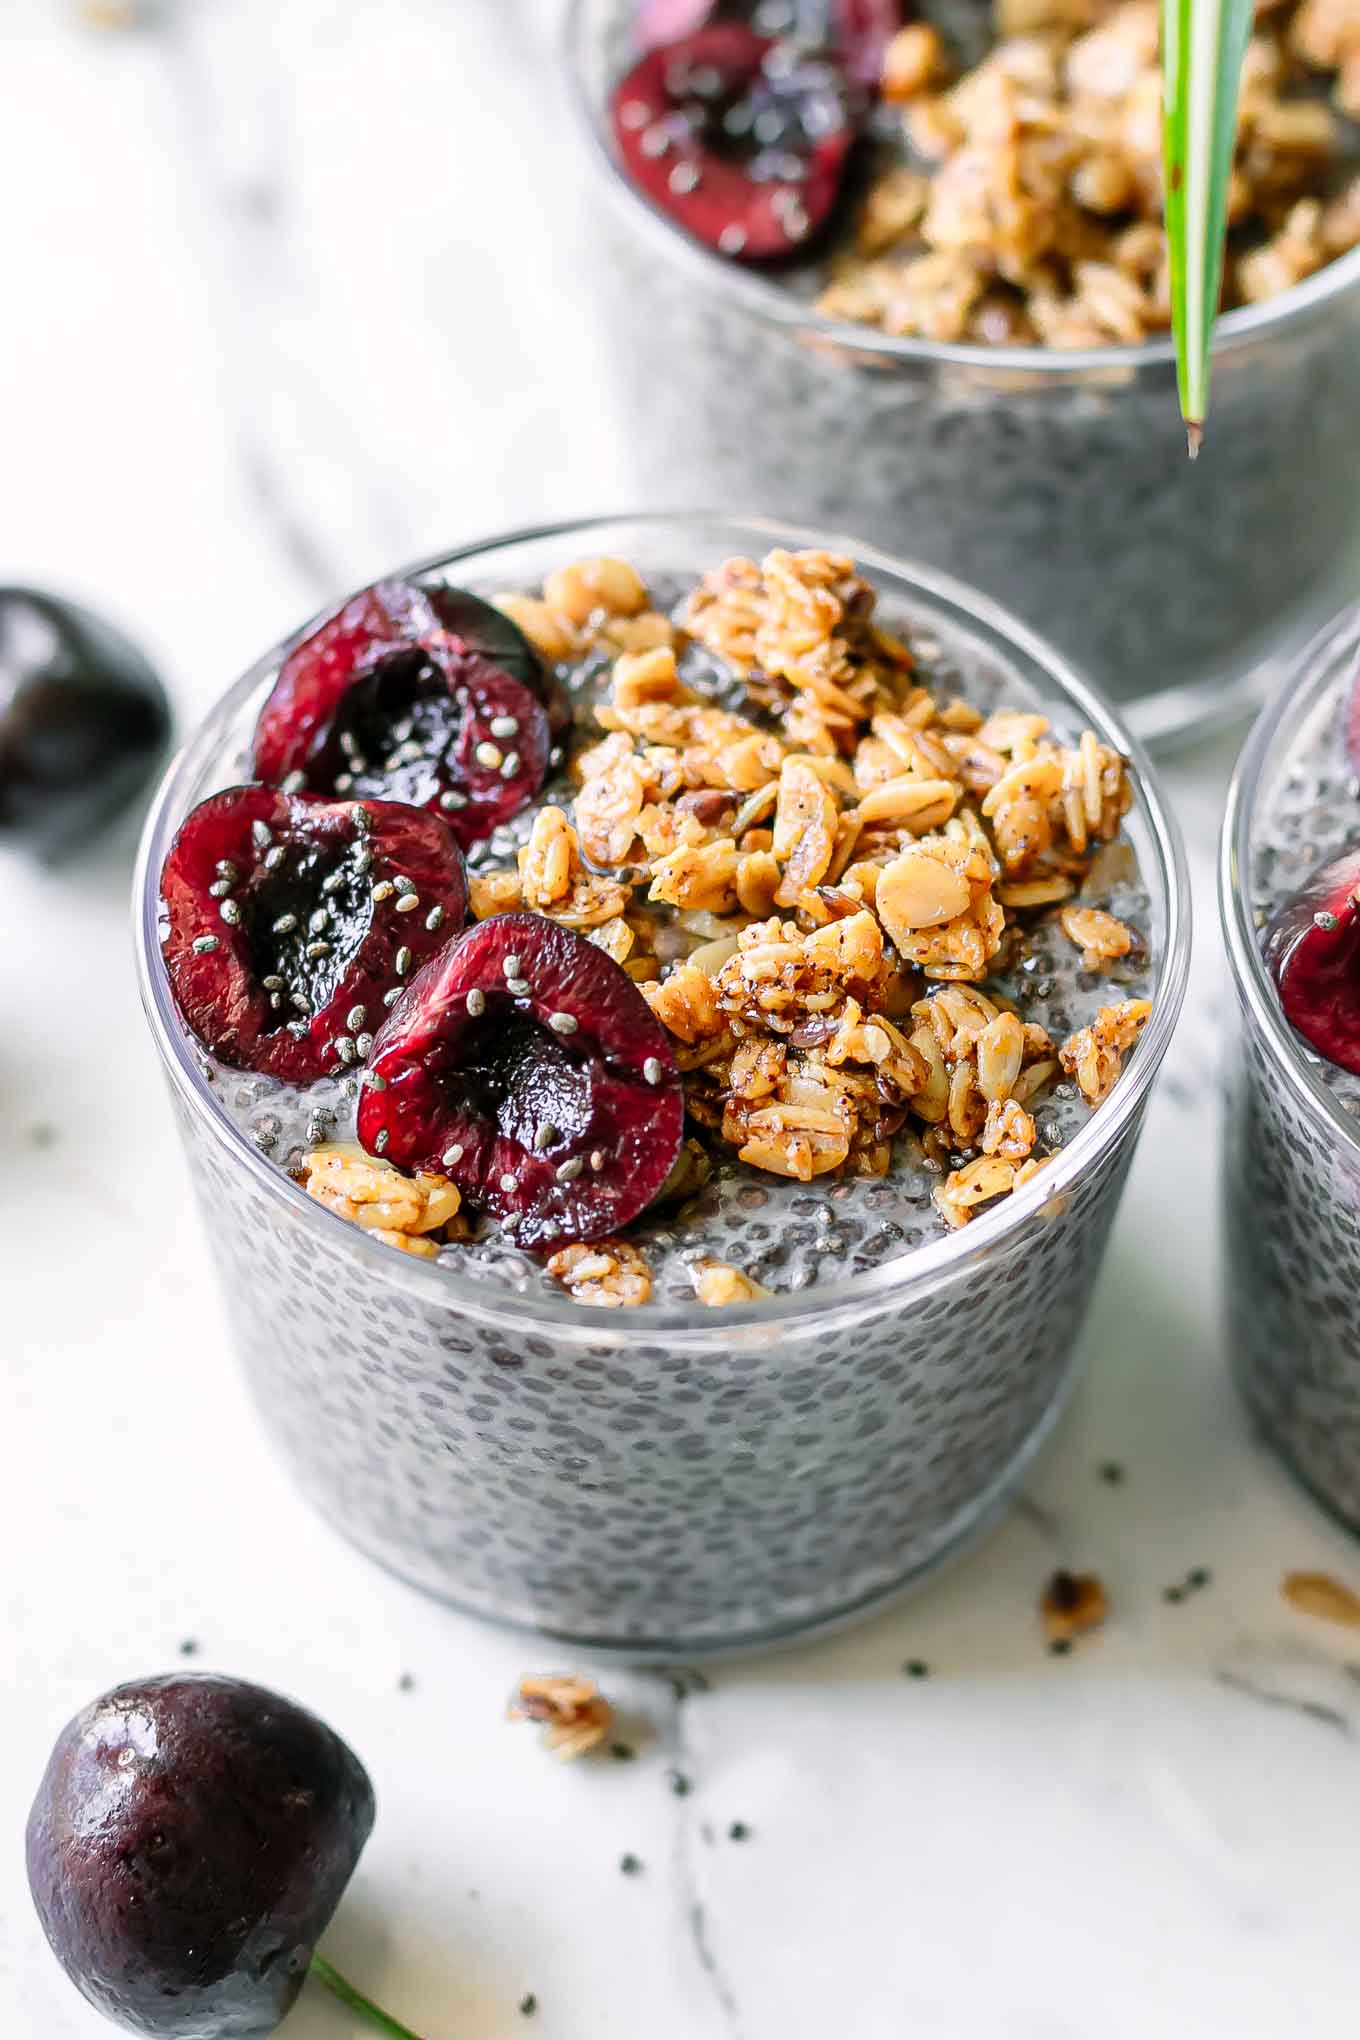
508 1674 614 1758
1282 1570 1360 1627
1041 1568 1108 1643
546 1239 653 1308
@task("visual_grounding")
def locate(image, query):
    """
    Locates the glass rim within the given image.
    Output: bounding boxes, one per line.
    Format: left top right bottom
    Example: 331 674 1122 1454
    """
133 509 1191 1338
1220 602 1360 1161
561 0 1360 379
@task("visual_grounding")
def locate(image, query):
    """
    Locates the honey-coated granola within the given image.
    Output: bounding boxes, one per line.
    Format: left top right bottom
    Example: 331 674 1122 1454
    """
468 548 1151 1280
302 1143 463 1259
816 0 1360 346
300 548 1152 1303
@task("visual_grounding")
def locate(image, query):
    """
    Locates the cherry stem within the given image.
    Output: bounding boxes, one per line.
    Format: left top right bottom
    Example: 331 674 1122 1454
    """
309 1955 427 2040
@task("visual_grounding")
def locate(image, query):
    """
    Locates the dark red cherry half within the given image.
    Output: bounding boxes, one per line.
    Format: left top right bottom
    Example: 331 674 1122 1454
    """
160 786 467 1083
832 0 909 88
422 581 569 738
632 1 905 88
1264 845 1360 1074
611 25 855 262
251 580 559 849
634 0 751 45
357 912 684 1252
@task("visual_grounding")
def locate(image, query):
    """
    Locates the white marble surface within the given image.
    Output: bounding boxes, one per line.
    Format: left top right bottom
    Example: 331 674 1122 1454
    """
6 4 1360 2036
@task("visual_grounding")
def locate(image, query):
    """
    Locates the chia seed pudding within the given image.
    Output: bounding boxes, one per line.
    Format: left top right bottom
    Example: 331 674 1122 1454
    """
136 513 1188 1653
567 0 1360 744
1222 605 1360 1533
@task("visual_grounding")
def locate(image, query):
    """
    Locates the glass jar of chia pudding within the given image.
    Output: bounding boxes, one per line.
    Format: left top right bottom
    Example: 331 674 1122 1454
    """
135 512 1188 1657
565 0 1360 749
1222 606 1360 1531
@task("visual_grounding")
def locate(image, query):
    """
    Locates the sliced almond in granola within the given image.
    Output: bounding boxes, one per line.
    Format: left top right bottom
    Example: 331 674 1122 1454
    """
772 757 840 907
877 844 973 932
1059 904 1134 968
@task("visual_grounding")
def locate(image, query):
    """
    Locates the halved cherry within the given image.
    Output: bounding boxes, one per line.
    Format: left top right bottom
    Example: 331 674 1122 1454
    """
159 786 468 1083
251 579 560 850
632 1 907 88
1264 845 1360 1074
634 0 753 46
832 0 909 88
357 912 684 1252
612 25 855 262
423 581 569 737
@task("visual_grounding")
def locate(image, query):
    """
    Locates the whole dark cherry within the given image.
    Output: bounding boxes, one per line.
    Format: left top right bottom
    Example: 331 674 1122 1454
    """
26 1673 424 2039
0 587 171 860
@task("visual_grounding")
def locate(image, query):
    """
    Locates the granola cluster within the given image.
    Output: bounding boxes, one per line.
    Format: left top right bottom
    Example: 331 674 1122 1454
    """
544 1239 654 1307
816 0 1360 346
302 1143 462 1258
473 549 1150 1248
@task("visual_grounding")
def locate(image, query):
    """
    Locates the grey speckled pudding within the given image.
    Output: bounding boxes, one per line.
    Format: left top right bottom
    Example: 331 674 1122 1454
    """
136 514 1189 1655
566 0 1360 747
1222 606 1360 1534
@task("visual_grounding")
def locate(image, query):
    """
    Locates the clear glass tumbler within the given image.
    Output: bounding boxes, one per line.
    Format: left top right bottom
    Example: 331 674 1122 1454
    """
135 513 1190 1657
1221 607 1360 1532
565 0 1360 748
